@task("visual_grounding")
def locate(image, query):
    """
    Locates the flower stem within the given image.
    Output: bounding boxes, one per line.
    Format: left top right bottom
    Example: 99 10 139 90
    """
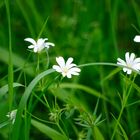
111 74 136 139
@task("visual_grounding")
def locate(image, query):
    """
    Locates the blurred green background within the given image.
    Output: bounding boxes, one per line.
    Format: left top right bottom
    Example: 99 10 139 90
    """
1 0 140 140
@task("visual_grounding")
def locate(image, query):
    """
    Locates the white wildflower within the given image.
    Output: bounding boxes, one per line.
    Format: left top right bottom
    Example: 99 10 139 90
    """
24 38 55 53
53 56 81 78
117 52 140 74
6 109 17 124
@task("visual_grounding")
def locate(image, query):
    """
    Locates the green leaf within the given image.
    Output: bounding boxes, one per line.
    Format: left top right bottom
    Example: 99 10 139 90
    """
31 119 67 140
0 83 24 99
93 126 105 140
11 69 55 140
102 68 121 82
111 113 128 140
0 47 34 76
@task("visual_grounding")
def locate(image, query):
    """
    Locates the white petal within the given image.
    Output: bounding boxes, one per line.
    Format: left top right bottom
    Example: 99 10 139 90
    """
70 67 81 72
37 38 44 47
117 58 126 66
67 64 76 69
62 72 66 77
133 58 140 64
52 65 62 72
130 53 135 62
28 45 35 49
66 73 72 78
45 42 55 47
133 63 140 70
34 47 38 53
125 52 130 64
24 38 36 45
56 57 65 67
134 35 140 42
123 68 127 72
127 69 132 74
68 70 80 75
66 57 73 67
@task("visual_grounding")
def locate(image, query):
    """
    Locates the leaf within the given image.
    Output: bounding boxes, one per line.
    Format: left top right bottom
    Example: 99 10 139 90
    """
102 68 121 83
111 113 128 140
93 126 105 140
0 83 24 99
0 47 34 76
0 121 9 129
11 69 55 140
31 119 67 140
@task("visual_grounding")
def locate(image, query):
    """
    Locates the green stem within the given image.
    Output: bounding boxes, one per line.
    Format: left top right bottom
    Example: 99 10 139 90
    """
78 62 140 75
36 54 40 74
46 50 49 69
5 0 13 111
111 74 136 139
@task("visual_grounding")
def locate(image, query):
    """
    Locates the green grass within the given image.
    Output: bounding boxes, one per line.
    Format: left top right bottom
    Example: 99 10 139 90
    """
1 0 140 140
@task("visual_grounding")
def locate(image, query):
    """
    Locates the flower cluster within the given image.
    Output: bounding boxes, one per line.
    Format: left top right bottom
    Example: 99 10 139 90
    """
24 34 140 78
25 37 81 78
116 35 140 75
6 109 17 124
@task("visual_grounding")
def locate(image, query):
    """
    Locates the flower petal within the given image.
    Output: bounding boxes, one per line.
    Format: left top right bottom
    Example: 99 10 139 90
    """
52 65 62 72
24 38 36 45
37 38 45 47
129 53 135 62
133 58 140 64
56 57 65 67
34 47 38 53
125 52 130 64
134 35 140 42
66 57 73 67
117 58 126 66
127 69 132 74
28 45 35 49
66 73 72 78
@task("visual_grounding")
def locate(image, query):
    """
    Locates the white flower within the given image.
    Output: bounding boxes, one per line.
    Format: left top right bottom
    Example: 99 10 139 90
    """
24 38 55 53
117 52 140 74
6 109 17 124
53 56 81 78
134 35 140 42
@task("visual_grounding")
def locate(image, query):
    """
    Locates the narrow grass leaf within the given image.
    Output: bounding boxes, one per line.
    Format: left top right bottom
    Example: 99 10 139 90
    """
11 69 55 140
102 68 121 82
111 113 128 140
0 83 24 99
93 126 105 140
31 119 67 140
37 16 49 39
0 47 34 76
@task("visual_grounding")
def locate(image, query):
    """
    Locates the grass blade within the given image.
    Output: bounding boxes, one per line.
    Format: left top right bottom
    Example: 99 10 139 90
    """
31 119 67 140
4 0 13 111
11 69 55 140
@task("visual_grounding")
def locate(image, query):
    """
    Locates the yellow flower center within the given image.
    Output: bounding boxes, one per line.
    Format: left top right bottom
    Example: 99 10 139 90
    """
63 67 68 74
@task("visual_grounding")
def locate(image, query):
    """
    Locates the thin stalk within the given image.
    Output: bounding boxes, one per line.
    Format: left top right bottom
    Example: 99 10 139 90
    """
78 62 140 75
111 74 136 139
5 0 13 111
56 122 67 138
37 16 49 39
36 54 40 74
46 50 50 69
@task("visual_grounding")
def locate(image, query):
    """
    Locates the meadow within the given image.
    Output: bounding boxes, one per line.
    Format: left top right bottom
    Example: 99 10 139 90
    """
0 0 140 140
